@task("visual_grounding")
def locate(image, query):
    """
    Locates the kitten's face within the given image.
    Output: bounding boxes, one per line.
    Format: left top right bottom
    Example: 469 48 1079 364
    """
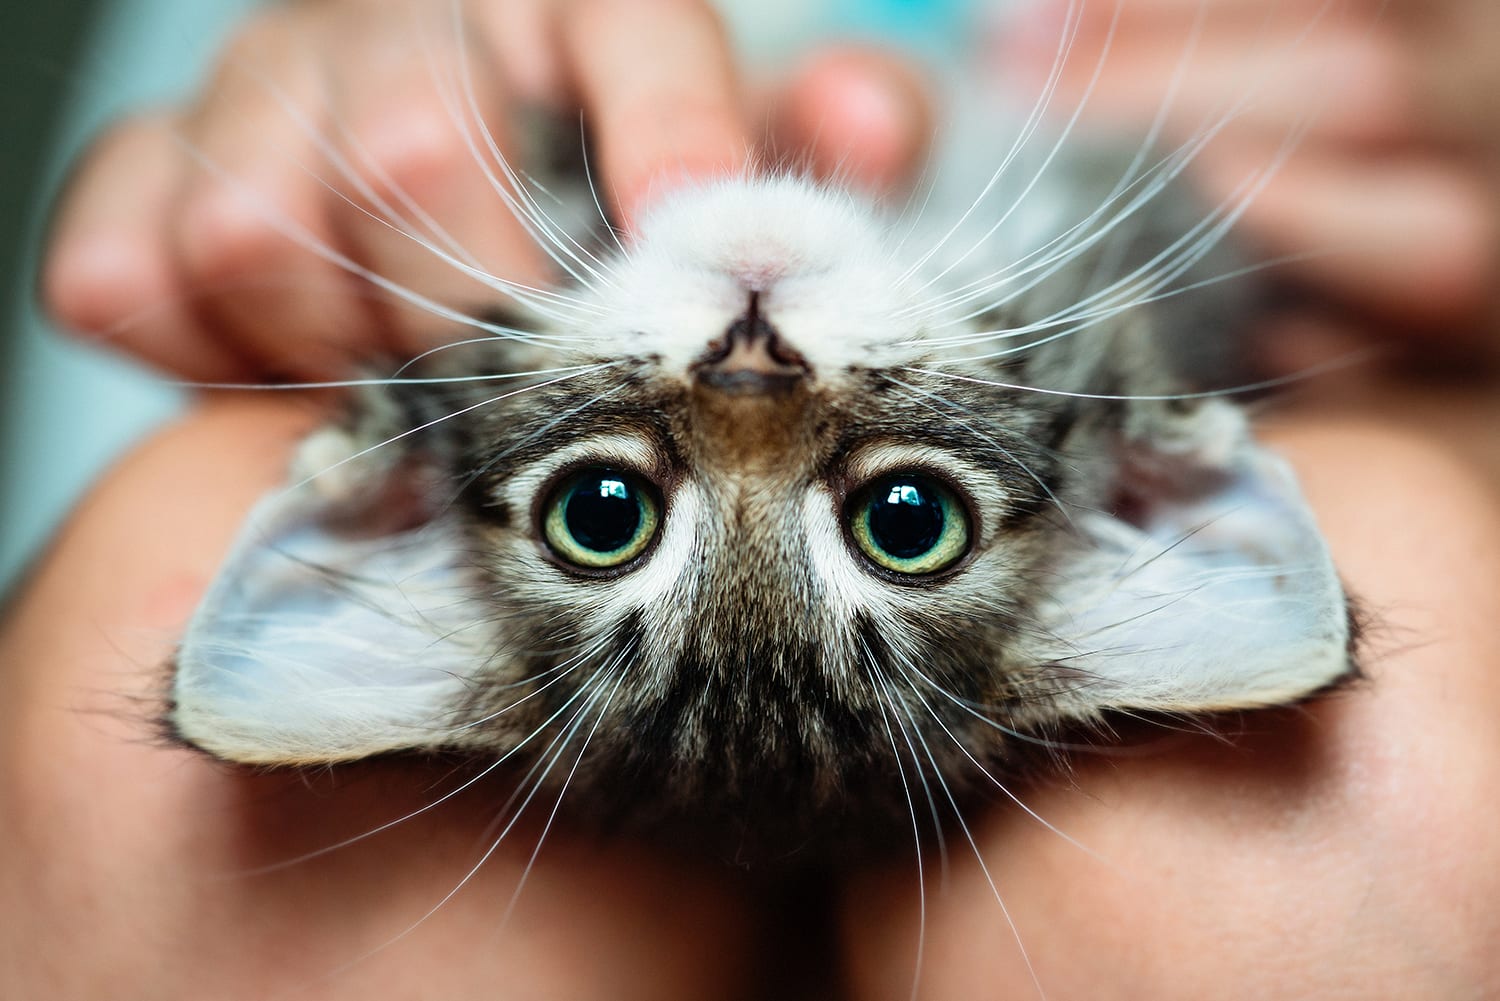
171 177 1353 845
433 180 1081 819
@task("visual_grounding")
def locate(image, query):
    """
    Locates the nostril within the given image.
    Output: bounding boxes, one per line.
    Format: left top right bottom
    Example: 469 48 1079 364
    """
692 293 811 395
756 316 809 371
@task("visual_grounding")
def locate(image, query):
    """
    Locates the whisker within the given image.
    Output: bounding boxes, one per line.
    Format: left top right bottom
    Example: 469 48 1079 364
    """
877 662 1050 1001
904 0 1359 341
383 653 623 945
438 0 617 290
496 648 633 930
194 58 600 326
283 362 622 493
578 112 627 256
225 647 610 876
900 345 1383 403
170 361 612 393
885 378 1074 527
894 661 1108 866
866 660 930 1001
897 0 1093 285
903 0 1129 300
169 132 594 337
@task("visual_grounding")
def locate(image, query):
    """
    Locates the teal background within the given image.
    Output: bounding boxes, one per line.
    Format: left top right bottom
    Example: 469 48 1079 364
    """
1 0 257 589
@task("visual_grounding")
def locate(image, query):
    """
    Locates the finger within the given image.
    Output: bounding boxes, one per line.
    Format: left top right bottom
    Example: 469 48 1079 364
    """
325 7 550 354
1018 0 1385 43
464 0 567 106
173 11 374 380
772 45 933 196
1110 33 1410 149
1007 19 1420 151
558 0 748 227
1196 144 1494 333
1254 310 1386 378
1398 1 1500 149
41 114 255 383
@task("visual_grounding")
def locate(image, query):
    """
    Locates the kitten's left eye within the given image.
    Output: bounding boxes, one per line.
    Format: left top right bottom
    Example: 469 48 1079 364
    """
543 468 661 570
847 474 970 577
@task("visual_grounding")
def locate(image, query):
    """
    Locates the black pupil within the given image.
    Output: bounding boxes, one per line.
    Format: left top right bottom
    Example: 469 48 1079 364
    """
868 479 945 559
565 474 642 554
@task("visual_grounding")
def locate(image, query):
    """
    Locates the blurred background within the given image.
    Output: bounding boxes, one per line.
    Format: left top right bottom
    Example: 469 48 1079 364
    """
2 0 256 589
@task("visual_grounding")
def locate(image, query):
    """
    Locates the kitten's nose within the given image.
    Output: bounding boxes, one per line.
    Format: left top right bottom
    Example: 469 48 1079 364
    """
693 293 809 395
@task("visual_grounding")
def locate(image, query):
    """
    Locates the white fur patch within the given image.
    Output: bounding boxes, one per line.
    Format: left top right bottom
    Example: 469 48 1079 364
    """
586 177 923 378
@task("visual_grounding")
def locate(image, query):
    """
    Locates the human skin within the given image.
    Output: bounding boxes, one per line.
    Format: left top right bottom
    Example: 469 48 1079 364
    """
1006 0 1500 343
0 394 764 1000
41 0 931 383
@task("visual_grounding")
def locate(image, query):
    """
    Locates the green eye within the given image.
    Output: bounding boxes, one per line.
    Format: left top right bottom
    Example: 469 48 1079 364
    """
848 474 970 576
543 468 661 570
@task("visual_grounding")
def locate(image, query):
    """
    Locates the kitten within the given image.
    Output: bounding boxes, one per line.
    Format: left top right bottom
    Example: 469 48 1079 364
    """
167 80 1354 854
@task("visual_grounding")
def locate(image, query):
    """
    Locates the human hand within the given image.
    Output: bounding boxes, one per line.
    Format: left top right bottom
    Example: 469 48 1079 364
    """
1001 0 1499 346
41 0 929 383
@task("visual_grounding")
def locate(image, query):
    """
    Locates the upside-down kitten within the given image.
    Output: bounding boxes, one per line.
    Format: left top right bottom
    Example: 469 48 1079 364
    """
168 65 1354 853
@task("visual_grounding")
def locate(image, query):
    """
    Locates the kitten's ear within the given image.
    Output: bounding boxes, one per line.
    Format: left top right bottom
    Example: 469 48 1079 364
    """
170 429 488 765
1032 401 1352 716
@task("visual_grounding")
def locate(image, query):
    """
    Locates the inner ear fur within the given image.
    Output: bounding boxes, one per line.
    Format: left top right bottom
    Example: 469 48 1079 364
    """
1024 397 1353 717
169 421 495 766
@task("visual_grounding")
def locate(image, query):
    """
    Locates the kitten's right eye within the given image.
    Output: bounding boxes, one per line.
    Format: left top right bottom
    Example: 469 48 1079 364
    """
543 468 661 570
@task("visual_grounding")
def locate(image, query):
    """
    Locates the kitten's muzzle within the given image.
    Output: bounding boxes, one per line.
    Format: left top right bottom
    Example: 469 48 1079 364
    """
692 294 810 396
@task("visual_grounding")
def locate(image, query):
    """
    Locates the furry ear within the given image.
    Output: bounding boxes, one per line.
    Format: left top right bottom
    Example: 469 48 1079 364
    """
1030 401 1351 715
170 430 490 765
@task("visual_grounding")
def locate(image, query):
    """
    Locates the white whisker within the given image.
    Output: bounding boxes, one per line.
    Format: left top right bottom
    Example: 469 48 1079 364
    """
496 653 633 930
901 346 1382 403
284 362 622 493
438 0 617 290
170 361 613 393
878 663 1050 1001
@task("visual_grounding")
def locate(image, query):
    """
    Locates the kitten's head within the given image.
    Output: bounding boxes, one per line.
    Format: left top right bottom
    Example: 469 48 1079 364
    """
170 178 1350 845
